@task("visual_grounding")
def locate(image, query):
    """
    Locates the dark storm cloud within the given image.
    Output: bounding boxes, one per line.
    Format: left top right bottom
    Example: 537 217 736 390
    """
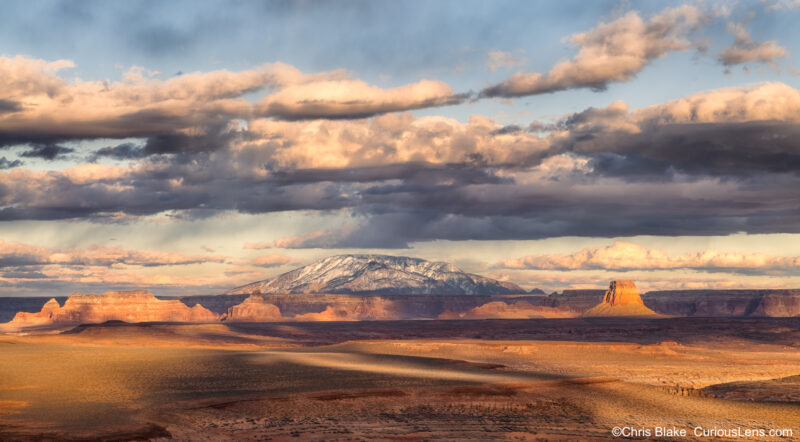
0 133 68 149
4 85 800 246
0 255 45 268
0 157 22 169
2 271 48 279
93 143 145 160
20 143 75 160
558 121 800 177
1 42 800 248
269 163 509 186
5 135 800 247
489 124 523 135
269 200 800 249
0 99 21 114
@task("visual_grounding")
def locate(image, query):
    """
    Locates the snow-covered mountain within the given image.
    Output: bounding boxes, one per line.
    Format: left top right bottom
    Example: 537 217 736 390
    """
226 254 524 295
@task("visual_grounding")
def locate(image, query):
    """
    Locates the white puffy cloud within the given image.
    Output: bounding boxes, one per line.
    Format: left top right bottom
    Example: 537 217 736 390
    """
718 22 787 67
481 5 705 97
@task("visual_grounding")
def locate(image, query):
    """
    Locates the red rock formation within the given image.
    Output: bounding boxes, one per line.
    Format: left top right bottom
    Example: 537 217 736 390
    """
1 290 218 331
437 301 577 319
642 289 800 317
752 292 800 317
294 297 399 321
225 295 283 321
583 281 660 317
602 280 641 306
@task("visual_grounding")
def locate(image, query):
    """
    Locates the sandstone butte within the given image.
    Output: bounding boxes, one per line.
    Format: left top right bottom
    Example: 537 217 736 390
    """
225 295 283 322
0 290 218 332
582 280 661 317
293 296 399 321
438 301 577 320
222 294 403 322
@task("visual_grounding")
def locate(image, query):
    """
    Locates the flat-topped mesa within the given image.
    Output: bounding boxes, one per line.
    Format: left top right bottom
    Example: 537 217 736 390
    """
294 297 400 321
225 295 283 322
583 280 660 317
1 290 219 332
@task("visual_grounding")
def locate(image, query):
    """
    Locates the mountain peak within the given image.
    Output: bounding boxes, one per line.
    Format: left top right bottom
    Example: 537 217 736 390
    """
227 254 523 295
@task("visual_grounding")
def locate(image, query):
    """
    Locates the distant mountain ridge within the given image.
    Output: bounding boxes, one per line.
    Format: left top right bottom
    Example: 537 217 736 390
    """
226 254 524 295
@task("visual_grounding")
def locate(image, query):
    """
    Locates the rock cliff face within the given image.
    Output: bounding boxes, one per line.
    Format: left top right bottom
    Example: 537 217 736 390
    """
601 281 641 307
1 290 218 331
227 254 524 295
753 291 800 317
225 295 283 322
294 297 400 321
541 290 606 312
438 301 577 320
642 290 800 317
583 281 660 317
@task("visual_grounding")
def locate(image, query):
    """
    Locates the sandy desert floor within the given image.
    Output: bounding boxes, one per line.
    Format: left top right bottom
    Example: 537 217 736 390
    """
0 318 798 441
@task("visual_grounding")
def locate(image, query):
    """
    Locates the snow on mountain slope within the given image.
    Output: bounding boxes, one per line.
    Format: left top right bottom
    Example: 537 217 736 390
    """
227 254 524 295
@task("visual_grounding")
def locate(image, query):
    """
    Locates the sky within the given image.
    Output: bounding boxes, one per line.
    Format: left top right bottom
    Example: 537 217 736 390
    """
2 0 800 296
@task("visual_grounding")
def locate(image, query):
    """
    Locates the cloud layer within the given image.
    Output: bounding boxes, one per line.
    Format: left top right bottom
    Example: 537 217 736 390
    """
719 22 787 67
1 80 800 248
0 56 463 152
481 6 705 97
0 239 225 268
499 241 800 274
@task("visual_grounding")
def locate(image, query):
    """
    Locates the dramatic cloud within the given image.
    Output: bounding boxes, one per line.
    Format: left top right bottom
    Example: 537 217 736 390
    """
552 82 800 176
0 238 226 268
718 22 787 67
20 143 75 160
0 157 22 169
499 241 800 274
244 113 547 169
0 99 22 114
93 143 145 160
257 79 466 120
481 6 705 97
0 56 266 146
2 81 800 247
0 56 462 152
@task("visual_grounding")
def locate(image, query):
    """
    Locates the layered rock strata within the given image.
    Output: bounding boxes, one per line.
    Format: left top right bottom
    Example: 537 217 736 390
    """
1 290 218 331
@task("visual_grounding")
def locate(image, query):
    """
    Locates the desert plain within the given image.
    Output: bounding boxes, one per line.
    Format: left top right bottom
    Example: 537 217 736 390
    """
1 317 798 441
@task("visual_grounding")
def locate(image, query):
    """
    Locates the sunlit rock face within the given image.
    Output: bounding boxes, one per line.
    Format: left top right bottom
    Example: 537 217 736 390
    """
1 290 218 331
225 295 283 322
293 297 401 321
602 281 641 307
583 281 660 317
437 301 577 319
227 254 525 295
